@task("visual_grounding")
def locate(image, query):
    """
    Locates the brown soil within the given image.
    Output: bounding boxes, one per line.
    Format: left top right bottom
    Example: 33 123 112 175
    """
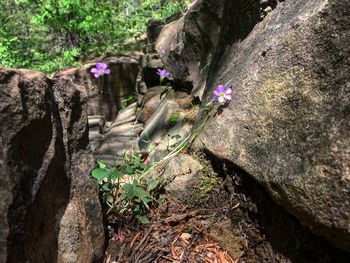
102 151 350 263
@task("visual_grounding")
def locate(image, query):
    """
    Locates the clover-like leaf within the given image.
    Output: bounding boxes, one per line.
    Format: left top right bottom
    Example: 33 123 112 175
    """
92 168 108 181
137 215 150 224
123 183 135 200
97 160 106 169
147 178 159 191
110 168 123 180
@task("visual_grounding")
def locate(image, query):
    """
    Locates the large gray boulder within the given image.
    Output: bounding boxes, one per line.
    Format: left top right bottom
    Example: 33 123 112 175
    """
195 0 350 251
0 69 105 262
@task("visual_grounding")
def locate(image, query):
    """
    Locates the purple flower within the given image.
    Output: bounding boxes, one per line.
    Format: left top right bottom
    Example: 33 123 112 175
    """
91 62 111 78
157 68 170 79
212 85 232 104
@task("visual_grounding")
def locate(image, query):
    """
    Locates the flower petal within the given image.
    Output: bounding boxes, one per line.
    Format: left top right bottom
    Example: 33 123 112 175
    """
225 94 232 100
96 62 107 70
94 73 100 78
100 63 107 70
104 68 111 74
91 68 98 74
214 89 221 96
216 85 225 93
96 62 103 70
218 96 225 103
225 87 232 94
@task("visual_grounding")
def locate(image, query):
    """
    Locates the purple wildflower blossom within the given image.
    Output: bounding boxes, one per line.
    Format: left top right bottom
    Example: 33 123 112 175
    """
91 62 111 78
157 68 170 79
212 85 232 104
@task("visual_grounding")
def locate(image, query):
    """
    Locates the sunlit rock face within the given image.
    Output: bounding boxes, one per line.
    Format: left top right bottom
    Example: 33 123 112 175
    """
54 56 139 121
192 0 349 252
0 69 104 263
155 0 350 253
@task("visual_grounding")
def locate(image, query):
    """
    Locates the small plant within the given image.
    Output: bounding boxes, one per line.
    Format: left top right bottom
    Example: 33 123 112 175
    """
91 83 233 223
121 93 136 109
168 112 180 125
92 154 161 224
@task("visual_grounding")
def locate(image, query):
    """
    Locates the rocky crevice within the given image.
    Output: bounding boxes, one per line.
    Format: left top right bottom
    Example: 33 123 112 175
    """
202 150 350 262
0 69 105 263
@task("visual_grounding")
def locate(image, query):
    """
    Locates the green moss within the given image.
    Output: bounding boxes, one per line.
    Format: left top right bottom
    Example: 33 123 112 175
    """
190 175 219 206
167 112 180 125
189 151 220 206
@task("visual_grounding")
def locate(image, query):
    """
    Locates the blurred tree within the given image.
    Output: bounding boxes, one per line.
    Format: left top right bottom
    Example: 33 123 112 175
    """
0 0 191 74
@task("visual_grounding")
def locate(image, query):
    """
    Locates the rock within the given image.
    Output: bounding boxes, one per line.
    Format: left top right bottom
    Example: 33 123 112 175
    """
156 120 192 152
94 102 142 159
137 81 148 94
180 233 192 240
0 69 104 262
145 14 183 53
88 115 104 152
88 115 105 129
155 0 225 98
54 56 139 121
111 102 137 126
196 0 350 251
145 19 166 53
106 123 143 138
138 86 168 123
210 220 246 259
139 96 180 149
162 154 203 202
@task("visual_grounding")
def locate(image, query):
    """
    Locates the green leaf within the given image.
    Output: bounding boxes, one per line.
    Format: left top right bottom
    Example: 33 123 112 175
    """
125 165 133 174
157 197 165 205
135 186 151 204
97 160 106 168
147 178 159 191
92 168 108 181
105 194 114 205
134 186 148 199
101 183 110 191
137 215 149 224
123 183 135 200
110 168 123 180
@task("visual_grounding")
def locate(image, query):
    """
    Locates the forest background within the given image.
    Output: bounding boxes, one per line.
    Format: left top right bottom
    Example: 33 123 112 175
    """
0 0 190 74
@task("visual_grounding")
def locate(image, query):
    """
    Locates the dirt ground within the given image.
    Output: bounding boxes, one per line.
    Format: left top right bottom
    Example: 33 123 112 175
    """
103 151 350 263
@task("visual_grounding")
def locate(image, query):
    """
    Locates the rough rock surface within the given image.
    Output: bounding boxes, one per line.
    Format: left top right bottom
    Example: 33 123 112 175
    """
0 69 104 262
156 0 225 97
195 0 350 251
162 153 203 202
93 102 142 165
54 56 139 121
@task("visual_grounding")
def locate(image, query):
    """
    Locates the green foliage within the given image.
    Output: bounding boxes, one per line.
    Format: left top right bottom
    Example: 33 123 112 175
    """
92 153 161 223
0 0 191 74
190 175 219 206
121 93 137 109
168 112 181 125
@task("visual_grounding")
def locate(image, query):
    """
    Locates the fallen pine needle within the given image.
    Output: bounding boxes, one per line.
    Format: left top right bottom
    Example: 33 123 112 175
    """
130 231 141 249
